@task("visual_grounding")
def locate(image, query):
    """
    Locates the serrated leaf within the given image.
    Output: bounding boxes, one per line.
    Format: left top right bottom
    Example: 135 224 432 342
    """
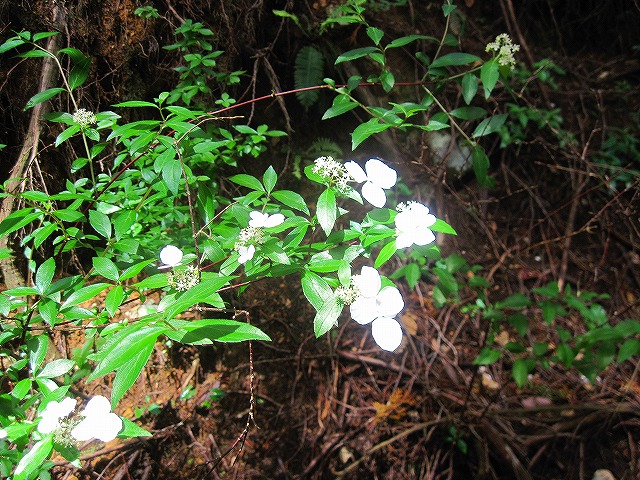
301 270 333 311
28 335 49 373
113 210 137 240
62 282 110 309
105 285 125 317
35 257 56 294
335 46 378 64
228 173 265 192
314 295 342 337
323 94 359 120
24 87 66 111
37 359 76 379
92 257 119 282
317 188 336 236
162 159 182 196
167 318 271 344
111 341 154 406
89 209 111 239
262 166 277 193
351 119 393 150
271 190 310 215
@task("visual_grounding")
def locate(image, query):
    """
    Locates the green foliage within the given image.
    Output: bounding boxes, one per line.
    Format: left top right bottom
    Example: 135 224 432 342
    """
294 46 325 108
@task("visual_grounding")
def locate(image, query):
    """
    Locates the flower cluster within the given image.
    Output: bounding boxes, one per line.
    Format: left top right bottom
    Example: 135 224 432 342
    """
395 201 437 249
485 33 520 69
72 108 97 127
37 396 122 445
345 158 397 208
349 266 405 351
335 284 360 306
167 264 200 291
312 156 354 194
234 211 284 264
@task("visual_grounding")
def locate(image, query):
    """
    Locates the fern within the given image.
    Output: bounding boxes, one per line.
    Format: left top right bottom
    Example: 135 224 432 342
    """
294 45 324 109
308 137 343 161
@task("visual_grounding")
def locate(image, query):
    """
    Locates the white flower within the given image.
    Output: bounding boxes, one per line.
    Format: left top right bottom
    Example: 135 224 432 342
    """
72 108 97 127
371 317 403 352
238 244 256 264
37 397 77 434
160 245 183 267
344 159 397 208
0 429 6 440
71 396 122 442
350 267 404 324
248 211 285 228
395 202 437 249
486 33 520 69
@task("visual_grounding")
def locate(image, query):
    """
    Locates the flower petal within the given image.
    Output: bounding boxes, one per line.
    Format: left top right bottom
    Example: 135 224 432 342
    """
344 161 367 183
354 266 381 298
361 181 387 208
70 418 94 441
81 396 112 417
412 228 436 246
160 245 183 267
248 211 268 228
91 413 123 442
365 159 397 189
371 317 403 351
238 245 255 264
377 286 404 317
264 213 285 228
350 296 378 325
395 231 414 249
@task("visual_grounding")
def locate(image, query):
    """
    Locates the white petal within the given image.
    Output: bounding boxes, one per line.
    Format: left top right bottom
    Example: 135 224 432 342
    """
37 415 60 434
412 228 436 246
420 213 437 228
263 213 285 228
0 429 7 440
344 161 367 183
160 245 183 266
81 396 112 417
70 418 94 441
394 210 414 232
350 296 378 325
248 211 268 228
361 181 387 208
91 413 123 442
395 231 414 249
377 286 404 317
238 245 255 264
364 159 397 189
354 266 381 298
371 317 403 351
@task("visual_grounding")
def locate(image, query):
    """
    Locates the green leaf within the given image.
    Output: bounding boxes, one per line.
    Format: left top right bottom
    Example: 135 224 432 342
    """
228 173 265 192
301 270 333 311
52 208 85 222
62 282 110 309
0 208 42 237
480 57 500 99
28 335 49 373
262 166 277 193
472 114 507 138
37 359 76 379
119 417 153 437
317 188 337 236
88 325 167 380
55 124 81 146
314 295 342 337
508 313 529 337
111 341 154 406
596 341 616 371
471 145 490 186
92 257 119 282
450 106 487 121
387 34 437 49
35 257 56 294
430 219 457 235
366 27 384 46
18 49 53 59
374 240 397 268
461 73 478 105
512 358 530 387
113 100 158 108
113 210 137 240
618 338 640 363
380 70 395 92
89 209 111 239
272 190 310 215
473 348 501 365
24 87 66 111
294 45 324 108
0 37 26 54
335 46 378 64
162 159 182 196
105 285 125 317
323 94 359 120
120 259 155 282
14 436 53 480
68 56 91 90
167 319 271 344
495 293 530 310
33 31 59 42
351 118 393 150
430 53 480 69
163 276 232 320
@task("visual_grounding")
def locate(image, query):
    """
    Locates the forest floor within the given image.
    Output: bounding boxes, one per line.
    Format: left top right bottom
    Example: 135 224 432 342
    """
3 2 639 479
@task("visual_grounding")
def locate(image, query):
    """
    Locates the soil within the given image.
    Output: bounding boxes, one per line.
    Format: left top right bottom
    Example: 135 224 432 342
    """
1 1 639 479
